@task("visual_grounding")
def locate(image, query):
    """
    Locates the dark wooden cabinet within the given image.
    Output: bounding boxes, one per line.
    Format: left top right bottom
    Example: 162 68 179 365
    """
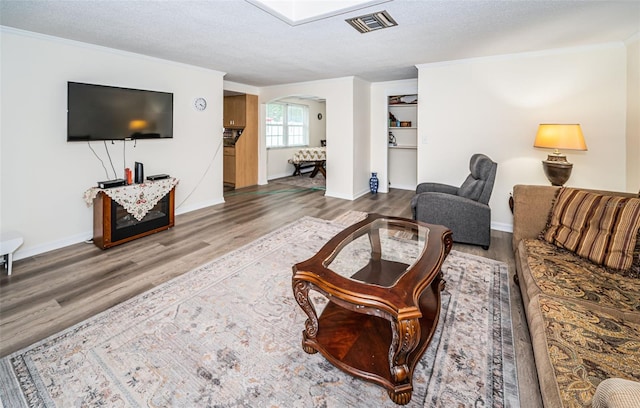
93 188 175 249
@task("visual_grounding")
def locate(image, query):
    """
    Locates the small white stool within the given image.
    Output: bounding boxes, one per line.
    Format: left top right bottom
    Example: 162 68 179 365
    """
0 232 24 276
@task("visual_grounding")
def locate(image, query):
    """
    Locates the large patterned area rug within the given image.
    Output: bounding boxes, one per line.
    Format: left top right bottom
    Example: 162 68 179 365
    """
0 215 519 407
270 174 325 190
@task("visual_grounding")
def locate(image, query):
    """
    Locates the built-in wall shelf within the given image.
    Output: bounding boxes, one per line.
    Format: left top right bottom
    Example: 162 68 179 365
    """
388 94 418 190
389 145 417 149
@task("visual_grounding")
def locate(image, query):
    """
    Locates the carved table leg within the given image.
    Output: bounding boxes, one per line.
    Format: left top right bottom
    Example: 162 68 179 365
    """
438 271 446 292
387 317 420 404
292 279 319 354
388 388 413 405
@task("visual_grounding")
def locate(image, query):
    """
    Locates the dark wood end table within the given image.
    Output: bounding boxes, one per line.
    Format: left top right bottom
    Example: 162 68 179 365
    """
292 213 453 405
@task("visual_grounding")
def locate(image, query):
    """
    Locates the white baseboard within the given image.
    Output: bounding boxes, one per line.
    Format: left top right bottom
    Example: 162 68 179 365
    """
324 190 355 200
13 198 226 261
355 189 376 199
491 221 513 233
12 197 513 262
389 184 416 191
267 172 297 180
176 198 225 215
13 232 93 262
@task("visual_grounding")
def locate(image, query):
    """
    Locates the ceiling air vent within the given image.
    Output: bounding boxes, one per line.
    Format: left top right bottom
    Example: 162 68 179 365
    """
346 10 397 34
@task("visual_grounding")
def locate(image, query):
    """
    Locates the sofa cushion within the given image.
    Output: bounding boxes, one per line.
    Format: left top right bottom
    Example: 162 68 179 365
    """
542 188 640 273
593 378 640 408
529 295 640 407
521 238 640 313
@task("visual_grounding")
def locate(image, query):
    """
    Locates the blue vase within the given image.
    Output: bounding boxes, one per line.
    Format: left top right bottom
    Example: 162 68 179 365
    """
369 172 379 194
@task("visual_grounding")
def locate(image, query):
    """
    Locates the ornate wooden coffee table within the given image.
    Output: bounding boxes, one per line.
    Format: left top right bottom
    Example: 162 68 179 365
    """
292 213 453 405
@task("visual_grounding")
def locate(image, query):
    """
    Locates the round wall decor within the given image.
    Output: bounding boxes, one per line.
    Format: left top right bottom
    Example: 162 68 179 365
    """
194 97 207 111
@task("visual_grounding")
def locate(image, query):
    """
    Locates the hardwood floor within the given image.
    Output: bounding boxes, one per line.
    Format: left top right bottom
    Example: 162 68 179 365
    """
0 182 542 406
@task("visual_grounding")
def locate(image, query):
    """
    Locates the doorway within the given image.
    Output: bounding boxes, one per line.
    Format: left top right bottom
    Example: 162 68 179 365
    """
264 96 326 188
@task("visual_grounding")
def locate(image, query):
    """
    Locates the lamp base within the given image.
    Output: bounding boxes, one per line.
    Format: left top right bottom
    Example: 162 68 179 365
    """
546 152 567 162
542 159 573 186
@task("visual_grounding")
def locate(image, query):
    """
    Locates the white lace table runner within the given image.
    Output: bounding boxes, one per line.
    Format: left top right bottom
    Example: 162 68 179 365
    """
83 177 179 221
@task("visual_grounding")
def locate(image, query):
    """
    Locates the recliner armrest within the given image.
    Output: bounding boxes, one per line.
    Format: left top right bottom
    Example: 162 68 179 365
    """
411 191 490 220
415 182 459 195
413 192 490 211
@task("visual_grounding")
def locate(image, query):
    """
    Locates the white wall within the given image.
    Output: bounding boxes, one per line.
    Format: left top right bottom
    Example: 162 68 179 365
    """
417 44 628 232
1 28 225 259
2 28 633 259
626 36 640 193
223 81 260 96
260 77 362 199
352 77 371 197
370 79 418 193
303 98 327 147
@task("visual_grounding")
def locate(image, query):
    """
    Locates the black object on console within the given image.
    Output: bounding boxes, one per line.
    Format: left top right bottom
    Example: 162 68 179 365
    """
135 162 144 184
147 174 170 181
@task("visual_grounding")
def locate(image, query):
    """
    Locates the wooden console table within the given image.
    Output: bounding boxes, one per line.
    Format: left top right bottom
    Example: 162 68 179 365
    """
292 213 452 405
84 178 177 249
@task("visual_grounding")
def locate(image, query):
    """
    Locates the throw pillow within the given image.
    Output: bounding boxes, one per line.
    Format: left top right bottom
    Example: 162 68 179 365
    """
542 188 640 272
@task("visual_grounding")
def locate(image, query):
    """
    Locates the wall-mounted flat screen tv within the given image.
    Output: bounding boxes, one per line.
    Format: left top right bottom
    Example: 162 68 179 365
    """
67 82 173 142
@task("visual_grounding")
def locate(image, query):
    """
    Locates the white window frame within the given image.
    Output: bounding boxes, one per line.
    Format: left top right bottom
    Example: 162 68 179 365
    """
265 102 309 148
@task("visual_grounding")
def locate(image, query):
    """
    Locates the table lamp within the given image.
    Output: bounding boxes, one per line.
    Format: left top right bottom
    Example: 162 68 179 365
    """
533 124 587 186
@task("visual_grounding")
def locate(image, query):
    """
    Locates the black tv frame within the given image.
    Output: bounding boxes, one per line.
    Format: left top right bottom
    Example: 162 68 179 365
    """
67 81 174 142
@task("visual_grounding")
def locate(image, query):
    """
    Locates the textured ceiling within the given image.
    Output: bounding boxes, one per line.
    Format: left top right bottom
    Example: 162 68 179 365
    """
1 0 639 87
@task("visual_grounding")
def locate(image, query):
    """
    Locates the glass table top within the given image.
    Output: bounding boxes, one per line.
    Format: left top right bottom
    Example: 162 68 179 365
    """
322 218 429 288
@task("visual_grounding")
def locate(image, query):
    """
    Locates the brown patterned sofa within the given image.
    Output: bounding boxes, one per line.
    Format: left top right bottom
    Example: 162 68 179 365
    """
512 184 640 408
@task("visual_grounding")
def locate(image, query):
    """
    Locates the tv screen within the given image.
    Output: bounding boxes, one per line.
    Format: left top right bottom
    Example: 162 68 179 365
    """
67 82 173 142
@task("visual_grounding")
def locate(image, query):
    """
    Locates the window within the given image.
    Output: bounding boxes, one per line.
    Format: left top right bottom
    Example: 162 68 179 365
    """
266 102 309 148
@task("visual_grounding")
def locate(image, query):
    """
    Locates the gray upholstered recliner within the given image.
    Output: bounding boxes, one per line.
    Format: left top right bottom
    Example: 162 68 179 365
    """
410 154 497 249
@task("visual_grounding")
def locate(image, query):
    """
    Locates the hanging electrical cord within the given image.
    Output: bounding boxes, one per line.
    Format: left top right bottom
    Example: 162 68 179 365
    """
88 141 110 179
175 139 223 210
104 140 118 179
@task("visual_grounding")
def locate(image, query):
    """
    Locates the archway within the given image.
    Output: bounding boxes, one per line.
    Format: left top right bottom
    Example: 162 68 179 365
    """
263 95 326 188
